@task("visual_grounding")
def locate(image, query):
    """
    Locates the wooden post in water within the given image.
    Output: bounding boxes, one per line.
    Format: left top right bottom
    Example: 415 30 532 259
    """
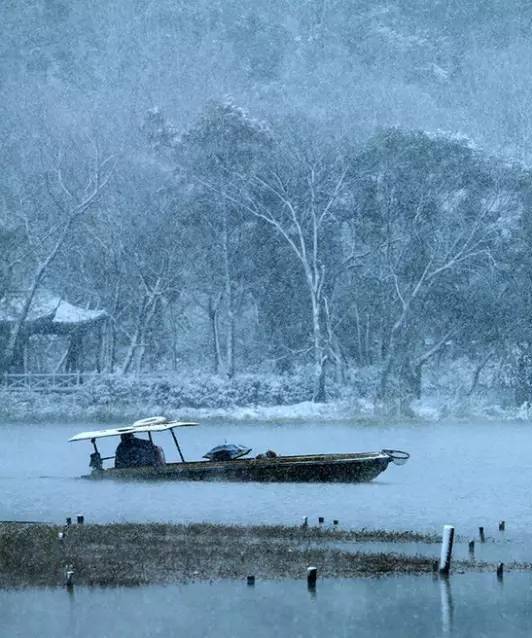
77 515 84 525
497 563 504 580
247 575 255 586
479 527 485 542
65 517 72 527
301 516 308 528
439 525 455 576
307 566 317 589
318 517 324 525
499 521 505 532
64 566 74 589
468 540 475 556
333 520 339 526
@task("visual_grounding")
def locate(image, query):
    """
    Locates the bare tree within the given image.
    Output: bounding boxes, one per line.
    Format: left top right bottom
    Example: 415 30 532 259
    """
376 179 505 407
1 140 114 371
204 139 349 401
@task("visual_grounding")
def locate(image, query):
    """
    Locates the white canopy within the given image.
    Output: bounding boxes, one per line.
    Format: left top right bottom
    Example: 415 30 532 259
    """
69 421 199 442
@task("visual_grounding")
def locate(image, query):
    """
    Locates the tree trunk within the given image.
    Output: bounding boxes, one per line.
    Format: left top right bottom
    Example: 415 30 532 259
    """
314 354 328 402
467 350 493 397
65 330 83 372
311 294 326 402
122 298 148 374
222 215 235 379
108 321 116 373
365 312 372 365
10 338 25 373
354 302 364 365
515 346 532 406
397 358 422 416
377 350 395 402
208 296 222 375
102 318 115 373
136 297 159 374
2 264 47 372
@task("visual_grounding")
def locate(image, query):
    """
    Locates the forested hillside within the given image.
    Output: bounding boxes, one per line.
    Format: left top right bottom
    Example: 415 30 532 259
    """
2 1 532 413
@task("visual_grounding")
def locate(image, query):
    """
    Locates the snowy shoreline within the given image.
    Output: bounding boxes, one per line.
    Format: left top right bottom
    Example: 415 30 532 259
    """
0 388 529 424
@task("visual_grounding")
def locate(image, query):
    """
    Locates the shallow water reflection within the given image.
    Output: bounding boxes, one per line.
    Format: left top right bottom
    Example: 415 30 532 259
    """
2 574 532 638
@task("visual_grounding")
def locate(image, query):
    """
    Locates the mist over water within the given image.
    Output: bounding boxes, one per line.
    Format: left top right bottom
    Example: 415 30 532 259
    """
1 420 530 545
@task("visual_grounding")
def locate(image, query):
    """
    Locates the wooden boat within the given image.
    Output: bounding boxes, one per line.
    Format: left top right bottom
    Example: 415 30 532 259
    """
69 418 409 483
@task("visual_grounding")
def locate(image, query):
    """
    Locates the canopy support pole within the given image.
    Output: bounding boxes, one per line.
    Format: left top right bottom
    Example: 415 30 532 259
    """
170 428 185 462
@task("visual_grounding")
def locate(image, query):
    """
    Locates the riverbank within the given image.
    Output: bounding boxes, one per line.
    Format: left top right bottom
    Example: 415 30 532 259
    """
0 385 526 425
0 522 460 587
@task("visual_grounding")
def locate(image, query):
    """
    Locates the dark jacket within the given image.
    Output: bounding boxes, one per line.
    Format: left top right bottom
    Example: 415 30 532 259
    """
115 436 157 468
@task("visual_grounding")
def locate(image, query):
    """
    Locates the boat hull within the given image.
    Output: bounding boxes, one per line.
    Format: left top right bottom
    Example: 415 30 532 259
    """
85 452 392 483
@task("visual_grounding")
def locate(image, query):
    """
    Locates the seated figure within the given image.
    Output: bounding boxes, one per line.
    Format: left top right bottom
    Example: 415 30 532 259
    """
115 433 162 469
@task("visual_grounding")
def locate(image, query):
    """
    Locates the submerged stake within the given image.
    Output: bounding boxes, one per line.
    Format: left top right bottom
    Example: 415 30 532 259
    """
468 540 475 555
77 515 84 525
247 575 255 586
497 563 504 580
479 527 485 543
318 517 324 524
64 567 74 588
499 521 506 532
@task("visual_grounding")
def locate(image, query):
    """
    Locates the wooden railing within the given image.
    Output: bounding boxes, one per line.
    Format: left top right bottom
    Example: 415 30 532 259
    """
1 372 99 392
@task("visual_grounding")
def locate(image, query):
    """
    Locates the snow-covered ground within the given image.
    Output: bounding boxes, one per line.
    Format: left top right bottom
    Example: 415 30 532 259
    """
0 360 523 423
0 385 528 424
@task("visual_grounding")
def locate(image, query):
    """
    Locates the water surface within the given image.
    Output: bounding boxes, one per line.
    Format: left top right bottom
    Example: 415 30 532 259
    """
2 574 532 638
1 420 530 554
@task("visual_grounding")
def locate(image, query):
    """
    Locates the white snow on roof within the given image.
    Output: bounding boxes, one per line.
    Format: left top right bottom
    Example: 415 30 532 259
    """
53 298 105 324
0 290 106 325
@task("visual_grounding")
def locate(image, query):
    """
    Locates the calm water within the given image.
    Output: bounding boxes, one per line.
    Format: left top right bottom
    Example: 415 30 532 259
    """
1 419 530 542
3 419 532 636
2 574 532 638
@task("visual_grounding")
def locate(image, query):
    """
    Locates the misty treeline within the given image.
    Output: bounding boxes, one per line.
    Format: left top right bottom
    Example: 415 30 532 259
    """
3 1 532 409
3 100 532 409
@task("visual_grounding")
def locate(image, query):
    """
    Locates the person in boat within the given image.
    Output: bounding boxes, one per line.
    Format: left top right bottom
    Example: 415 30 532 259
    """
114 433 165 469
